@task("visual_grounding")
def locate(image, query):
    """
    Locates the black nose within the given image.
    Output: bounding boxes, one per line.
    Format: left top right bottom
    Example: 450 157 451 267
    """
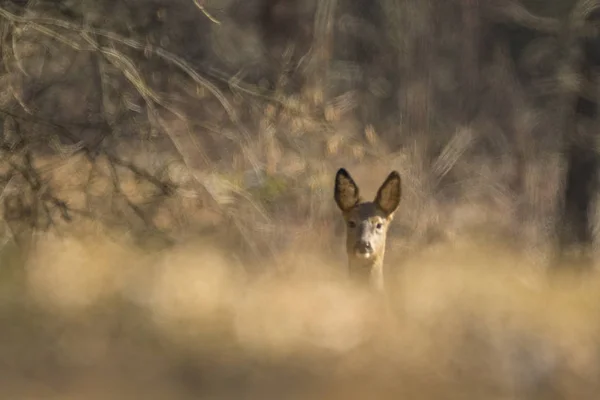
355 241 372 254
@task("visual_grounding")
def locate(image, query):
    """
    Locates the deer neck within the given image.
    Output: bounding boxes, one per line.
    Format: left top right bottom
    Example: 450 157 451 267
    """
348 254 385 292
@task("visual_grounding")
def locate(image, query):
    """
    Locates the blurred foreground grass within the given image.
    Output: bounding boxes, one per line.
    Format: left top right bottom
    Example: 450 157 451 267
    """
0 228 599 399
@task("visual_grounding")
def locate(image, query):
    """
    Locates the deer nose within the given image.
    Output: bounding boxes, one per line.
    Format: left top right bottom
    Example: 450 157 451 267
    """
355 240 372 254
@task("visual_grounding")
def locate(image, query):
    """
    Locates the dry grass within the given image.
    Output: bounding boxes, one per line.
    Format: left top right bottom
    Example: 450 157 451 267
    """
0 228 598 399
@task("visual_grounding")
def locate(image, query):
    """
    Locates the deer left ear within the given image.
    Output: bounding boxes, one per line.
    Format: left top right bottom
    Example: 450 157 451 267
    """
374 171 401 216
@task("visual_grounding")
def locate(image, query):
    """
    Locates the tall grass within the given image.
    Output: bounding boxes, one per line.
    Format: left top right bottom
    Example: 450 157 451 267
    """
0 232 597 399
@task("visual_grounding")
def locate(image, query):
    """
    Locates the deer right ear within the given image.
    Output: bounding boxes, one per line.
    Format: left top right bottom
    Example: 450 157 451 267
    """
334 168 360 212
374 170 401 216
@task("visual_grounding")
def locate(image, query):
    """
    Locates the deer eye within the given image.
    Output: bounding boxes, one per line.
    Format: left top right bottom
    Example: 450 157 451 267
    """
348 220 357 228
376 222 383 230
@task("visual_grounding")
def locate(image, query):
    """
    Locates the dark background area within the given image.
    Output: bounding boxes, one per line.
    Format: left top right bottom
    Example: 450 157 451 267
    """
2 0 600 269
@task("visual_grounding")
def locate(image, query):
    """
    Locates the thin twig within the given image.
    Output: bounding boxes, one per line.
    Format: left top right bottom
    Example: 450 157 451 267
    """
192 0 221 24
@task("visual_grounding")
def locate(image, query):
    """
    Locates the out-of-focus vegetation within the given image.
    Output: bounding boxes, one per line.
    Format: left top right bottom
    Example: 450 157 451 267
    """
2 0 600 398
2 235 600 399
3 0 600 263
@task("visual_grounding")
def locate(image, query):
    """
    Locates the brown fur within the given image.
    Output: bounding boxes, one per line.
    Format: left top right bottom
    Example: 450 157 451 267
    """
334 168 401 291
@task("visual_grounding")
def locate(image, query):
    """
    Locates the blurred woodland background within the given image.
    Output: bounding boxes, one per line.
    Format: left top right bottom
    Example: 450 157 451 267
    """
2 0 600 269
2 0 600 398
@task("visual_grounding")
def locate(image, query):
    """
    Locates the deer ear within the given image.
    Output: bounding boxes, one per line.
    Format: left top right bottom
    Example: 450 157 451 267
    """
334 168 360 212
374 171 401 216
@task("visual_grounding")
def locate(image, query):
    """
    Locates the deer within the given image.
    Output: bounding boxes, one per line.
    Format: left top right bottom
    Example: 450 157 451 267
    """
333 168 401 292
